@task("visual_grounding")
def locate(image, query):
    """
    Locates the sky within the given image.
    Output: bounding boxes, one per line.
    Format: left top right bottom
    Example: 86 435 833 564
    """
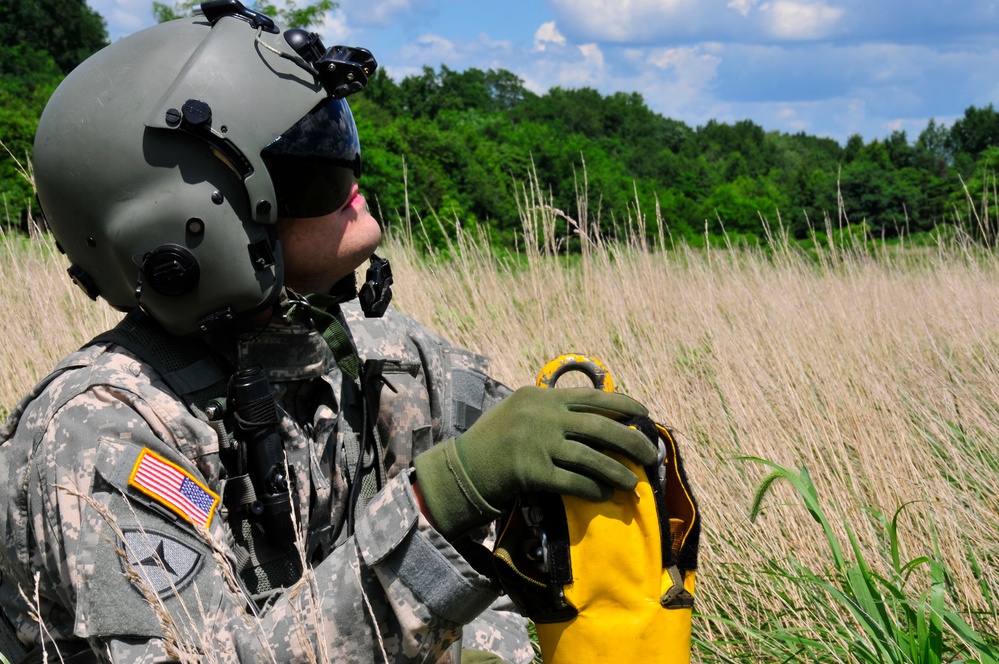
85 0 999 146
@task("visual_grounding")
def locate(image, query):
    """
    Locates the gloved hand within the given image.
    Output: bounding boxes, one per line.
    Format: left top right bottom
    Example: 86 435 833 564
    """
412 386 658 540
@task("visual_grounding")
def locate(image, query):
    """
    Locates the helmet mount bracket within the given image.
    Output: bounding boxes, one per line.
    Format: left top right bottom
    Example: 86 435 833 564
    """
68 264 101 300
139 244 202 298
283 29 378 100
201 0 279 33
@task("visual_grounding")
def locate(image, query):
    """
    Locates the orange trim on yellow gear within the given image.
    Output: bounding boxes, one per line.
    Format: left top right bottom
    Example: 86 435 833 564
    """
535 354 616 392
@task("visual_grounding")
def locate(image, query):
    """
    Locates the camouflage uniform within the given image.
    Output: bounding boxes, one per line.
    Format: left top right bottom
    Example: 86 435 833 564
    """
0 301 535 663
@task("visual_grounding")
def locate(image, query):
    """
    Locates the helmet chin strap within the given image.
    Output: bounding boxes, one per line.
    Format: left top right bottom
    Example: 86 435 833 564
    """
314 253 393 317
281 288 359 380
278 255 393 380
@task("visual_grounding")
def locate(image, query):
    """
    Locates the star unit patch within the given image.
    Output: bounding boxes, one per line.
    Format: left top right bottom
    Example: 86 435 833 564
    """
128 448 220 528
121 528 204 598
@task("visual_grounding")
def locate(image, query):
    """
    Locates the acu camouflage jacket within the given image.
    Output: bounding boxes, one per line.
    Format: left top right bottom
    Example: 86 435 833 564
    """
0 302 533 663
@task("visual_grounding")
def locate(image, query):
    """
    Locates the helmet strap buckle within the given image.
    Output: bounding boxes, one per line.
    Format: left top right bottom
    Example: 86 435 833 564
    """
359 254 393 318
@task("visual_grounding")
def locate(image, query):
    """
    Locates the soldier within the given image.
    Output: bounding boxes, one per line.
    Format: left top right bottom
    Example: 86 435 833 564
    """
0 2 657 662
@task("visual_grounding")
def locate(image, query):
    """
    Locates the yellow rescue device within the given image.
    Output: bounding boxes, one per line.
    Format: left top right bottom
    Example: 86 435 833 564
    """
493 354 700 663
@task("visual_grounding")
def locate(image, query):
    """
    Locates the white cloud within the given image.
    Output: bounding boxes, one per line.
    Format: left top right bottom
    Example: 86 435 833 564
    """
87 0 154 40
546 0 955 46
577 44 602 62
647 45 720 72
726 0 758 16
634 46 723 120
886 118 906 133
398 33 458 63
338 0 429 29
760 1 843 40
519 41 608 91
533 21 567 52
318 8 354 44
549 0 691 42
477 33 514 58
777 106 811 132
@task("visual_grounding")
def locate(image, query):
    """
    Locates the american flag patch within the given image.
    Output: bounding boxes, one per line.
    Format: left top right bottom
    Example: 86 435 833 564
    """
128 449 220 529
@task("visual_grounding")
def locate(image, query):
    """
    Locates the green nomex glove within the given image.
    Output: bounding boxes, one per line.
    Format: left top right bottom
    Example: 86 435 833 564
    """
413 386 658 540
460 649 509 664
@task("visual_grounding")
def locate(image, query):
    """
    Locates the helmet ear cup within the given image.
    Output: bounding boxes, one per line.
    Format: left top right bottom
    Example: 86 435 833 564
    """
141 244 201 297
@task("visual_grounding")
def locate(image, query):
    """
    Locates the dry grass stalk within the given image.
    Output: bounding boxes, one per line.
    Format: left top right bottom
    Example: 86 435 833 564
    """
3 178 998 659
387 174 999 657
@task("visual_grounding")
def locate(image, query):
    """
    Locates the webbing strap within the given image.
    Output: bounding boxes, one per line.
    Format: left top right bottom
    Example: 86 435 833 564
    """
283 294 360 380
0 604 26 663
91 311 230 416
223 474 258 508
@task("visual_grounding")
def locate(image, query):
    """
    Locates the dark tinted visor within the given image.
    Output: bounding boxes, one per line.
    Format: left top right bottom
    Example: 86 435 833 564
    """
262 96 361 218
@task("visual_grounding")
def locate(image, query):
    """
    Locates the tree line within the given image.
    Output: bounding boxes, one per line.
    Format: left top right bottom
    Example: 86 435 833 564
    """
5 0 999 248
0 0 107 230
353 66 999 248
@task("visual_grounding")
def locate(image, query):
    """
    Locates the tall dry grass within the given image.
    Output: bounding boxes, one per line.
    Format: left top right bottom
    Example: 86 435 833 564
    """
2 182 998 660
385 183 999 658
0 228 121 417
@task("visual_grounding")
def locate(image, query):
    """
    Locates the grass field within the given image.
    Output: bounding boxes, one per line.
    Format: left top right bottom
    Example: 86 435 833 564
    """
2 191 998 661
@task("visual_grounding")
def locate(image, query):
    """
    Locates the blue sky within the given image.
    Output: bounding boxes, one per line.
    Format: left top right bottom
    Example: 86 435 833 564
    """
86 0 999 146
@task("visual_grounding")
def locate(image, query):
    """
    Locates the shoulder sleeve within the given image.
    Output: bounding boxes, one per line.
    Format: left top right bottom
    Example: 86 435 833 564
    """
343 304 512 476
84 472 499 664
0 348 500 663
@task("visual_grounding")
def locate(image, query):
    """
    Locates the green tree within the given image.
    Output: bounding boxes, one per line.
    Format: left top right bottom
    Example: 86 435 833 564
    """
391 66 531 120
948 103 999 162
333 63 971 250
0 0 107 227
0 45 64 226
947 145 999 244
153 0 337 28
915 118 950 176
884 130 914 169
763 131 842 236
691 119 778 179
0 0 107 74
699 175 788 235
843 133 865 163
836 140 945 237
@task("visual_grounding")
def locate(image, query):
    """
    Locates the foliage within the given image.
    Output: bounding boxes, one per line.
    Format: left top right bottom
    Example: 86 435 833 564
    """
8 0 999 249
948 104 999 163
152 0 337 28
0 0 107 74
0 0 107 226
697 459 999 663
0 46 65 227
352 67 984 249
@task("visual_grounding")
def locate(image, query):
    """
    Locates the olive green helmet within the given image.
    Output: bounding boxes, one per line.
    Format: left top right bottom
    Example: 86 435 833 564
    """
34 0 376 335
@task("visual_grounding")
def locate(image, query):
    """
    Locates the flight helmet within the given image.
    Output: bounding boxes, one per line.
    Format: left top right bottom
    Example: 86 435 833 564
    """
33 0 376 334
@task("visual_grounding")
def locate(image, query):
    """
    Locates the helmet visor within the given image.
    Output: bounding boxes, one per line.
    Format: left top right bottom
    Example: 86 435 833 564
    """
262 96 361 218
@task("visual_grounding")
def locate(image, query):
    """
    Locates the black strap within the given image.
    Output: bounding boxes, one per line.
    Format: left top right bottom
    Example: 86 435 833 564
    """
91 311 231 416
0 604 26 663
343 361 386 537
